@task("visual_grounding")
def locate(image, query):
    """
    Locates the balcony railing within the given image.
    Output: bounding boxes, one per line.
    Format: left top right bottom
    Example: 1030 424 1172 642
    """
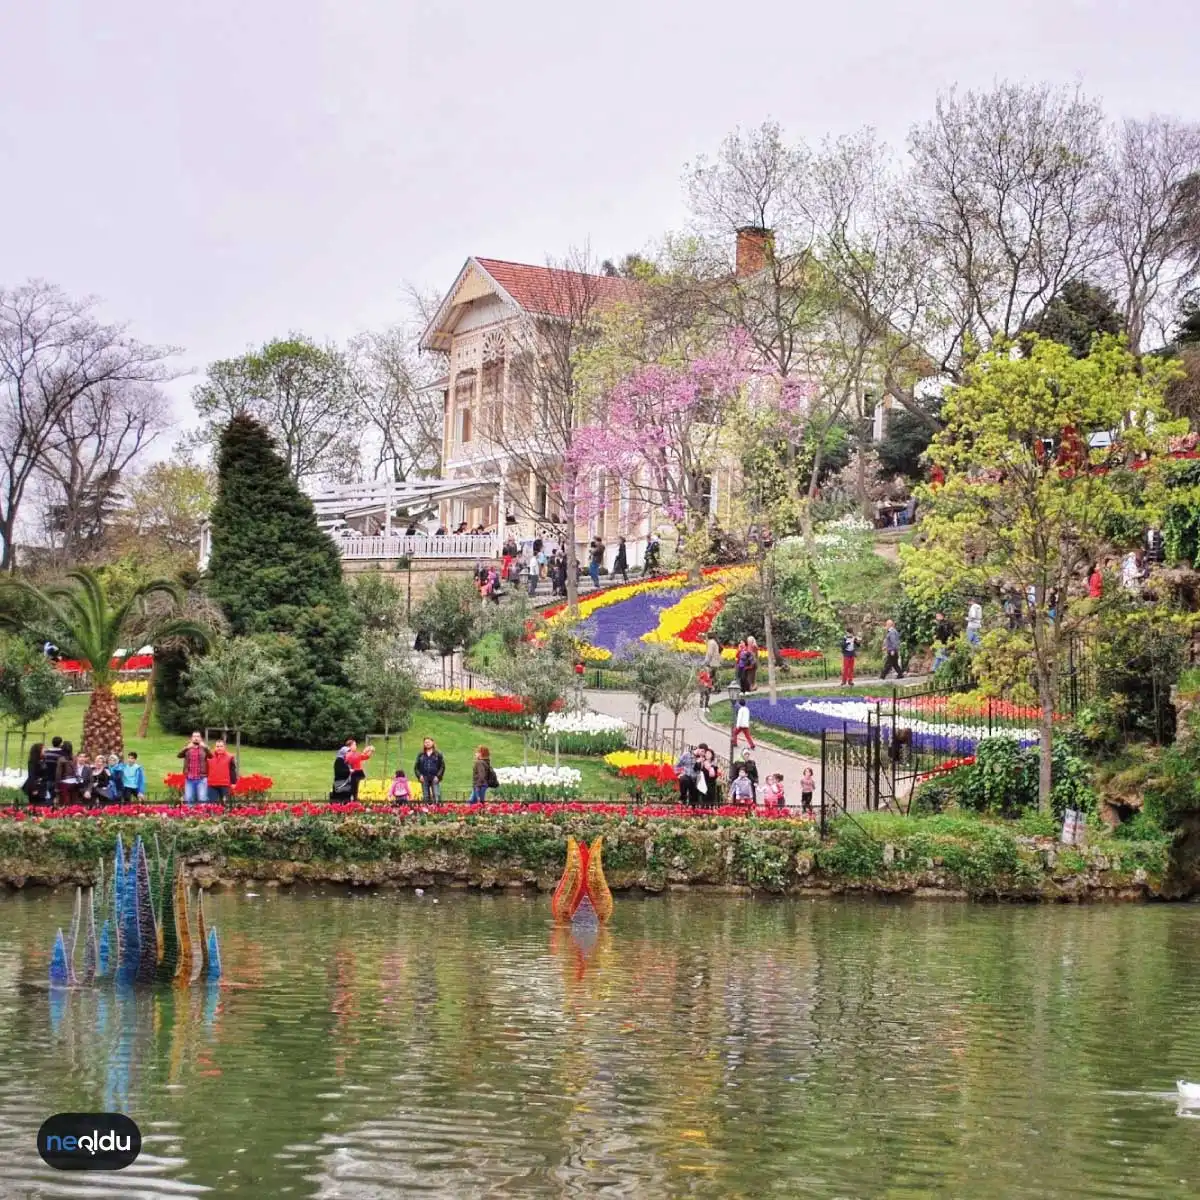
336 534 498 560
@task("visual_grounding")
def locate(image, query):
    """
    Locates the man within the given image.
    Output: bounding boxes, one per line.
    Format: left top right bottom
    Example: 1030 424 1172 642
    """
206 740 235 805
840 628 858 687
643 537 660 576
733 699 756 749
740 749 760 804
589 537 605 589
414 737 446 803
177 731 211 805
39 736 66 804
881 619 904 679
932 613 954 671
966 598 983 647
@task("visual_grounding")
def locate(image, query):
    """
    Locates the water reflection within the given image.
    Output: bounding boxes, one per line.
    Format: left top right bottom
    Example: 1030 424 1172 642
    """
0 892 1197 1199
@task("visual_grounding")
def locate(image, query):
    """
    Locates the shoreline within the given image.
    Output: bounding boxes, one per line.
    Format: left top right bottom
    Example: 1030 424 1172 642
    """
0 810 1183 902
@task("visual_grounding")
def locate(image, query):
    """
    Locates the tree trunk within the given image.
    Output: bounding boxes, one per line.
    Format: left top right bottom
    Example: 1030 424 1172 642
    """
761 553 778 705
137 667 156 738
382 718 391 777
83 684 124 758
564 489 579 616
1034 636 1057 814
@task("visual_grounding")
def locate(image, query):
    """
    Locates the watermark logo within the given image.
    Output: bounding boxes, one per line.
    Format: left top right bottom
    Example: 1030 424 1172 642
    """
37 1113 141 1171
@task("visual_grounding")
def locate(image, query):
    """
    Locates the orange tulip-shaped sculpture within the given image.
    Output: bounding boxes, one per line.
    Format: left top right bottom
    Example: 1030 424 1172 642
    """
551 836 614 923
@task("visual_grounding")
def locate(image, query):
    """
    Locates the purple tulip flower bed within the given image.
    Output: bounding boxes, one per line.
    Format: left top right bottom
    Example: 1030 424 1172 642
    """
744 696 1038 757
581 588 689 656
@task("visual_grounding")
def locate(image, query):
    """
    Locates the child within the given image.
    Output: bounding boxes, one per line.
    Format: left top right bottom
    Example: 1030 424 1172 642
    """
122 751 146 802
800 767 815 816
733 699 755 749
90 757 109 808
762 773 785 809
729 766 755 805
388 769 412 802
697 667 713 711
841 629 858 686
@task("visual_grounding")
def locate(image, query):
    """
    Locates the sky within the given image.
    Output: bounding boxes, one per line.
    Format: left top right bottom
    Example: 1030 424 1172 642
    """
2 0 1199 433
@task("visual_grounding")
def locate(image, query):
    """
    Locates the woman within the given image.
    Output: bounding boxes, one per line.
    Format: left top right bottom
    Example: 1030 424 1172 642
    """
55 741 75 807
675 746 698 807
697 745 719 806
207 739 236 806
344 739 374 802
470 746 496 805
612 537 629 583
21 743 43 806
745 637 759 691
1087 563 1103 600
414 737 446 803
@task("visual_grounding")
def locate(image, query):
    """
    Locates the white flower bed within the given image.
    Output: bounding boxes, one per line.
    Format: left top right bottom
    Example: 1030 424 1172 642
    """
494 764 582 797
544 711 627 736
0 769 25 790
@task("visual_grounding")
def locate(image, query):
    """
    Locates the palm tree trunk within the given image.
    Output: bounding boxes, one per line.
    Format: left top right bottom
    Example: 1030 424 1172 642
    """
83 684 124 758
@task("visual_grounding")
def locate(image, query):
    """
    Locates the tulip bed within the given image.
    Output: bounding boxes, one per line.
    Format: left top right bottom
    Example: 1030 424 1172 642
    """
419 688 496 712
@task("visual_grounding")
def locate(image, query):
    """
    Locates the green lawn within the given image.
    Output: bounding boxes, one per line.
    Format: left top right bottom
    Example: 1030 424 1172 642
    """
1 693 624 800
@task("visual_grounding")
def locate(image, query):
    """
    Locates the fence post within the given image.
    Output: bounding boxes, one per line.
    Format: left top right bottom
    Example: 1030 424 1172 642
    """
819 730 828 839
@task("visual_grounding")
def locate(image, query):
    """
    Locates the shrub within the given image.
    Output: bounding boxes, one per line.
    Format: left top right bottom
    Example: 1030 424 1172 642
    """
956 735 1095 820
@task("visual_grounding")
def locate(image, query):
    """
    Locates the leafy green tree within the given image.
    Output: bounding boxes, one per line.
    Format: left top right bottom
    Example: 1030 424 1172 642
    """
413 575 480 687
202 414 368 746
192 336 356 483
185 638 285 759
1022 279 1124 358
0 569 207 756
493 646 573 731
0 635 66 758
903 336 1179 809
347 568 407 635
346 634 420 774
877 402 941 480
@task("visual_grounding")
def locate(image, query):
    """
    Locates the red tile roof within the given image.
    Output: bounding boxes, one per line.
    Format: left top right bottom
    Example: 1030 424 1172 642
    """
474 258 637 318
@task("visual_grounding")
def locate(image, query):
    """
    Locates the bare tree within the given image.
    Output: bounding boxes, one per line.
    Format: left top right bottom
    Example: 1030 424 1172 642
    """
36 379 168 563
907 82 1108 373
491 249 617 614
0 281 177 570
1101 116 1200 352
346 326 443 481
192 335 356 483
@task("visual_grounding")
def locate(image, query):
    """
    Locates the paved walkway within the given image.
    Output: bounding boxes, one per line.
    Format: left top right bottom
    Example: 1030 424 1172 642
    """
584 675 929 811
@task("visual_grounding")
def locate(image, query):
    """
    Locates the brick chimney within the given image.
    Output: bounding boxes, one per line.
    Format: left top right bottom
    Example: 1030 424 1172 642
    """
735 226 773 277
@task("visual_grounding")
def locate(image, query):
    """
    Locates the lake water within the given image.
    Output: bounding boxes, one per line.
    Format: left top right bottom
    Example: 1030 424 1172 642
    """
0 889 1197 1199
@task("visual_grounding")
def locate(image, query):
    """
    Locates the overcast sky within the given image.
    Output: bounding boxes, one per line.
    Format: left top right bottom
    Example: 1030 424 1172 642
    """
2 0 1198 428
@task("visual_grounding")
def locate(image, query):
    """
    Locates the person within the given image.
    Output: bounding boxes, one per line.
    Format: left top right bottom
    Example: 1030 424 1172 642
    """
1088 563 1103 600
745 636 760 691
730 766 755 805
1146 527 1165 564
388 769 412 803
122 752 146 803
800 767 815 816
704 635 721 674
733 699 755 749
736 641 755 694
106 753 124 802
69 753 93 806
345 739 374 802
1122 549 1143 596
696 745 719 804
552 553 568 598
470 746 497 805
762 773 785 809
1002 592 1019 631
330 753 353 801
89 756 109 808
206 738 236 806
965 599 983 647
643 537 660 575
675 745 698 806
39 736 66 805
841 629 858 687
697 666 714 711
589 537 605 589
881 619 904 678
178 731 211 805
53 740 74 806
21 743 43 806
931 612 954 671
740 750 759 803
414 737 446 803
612 536 629 584
435 525 447 537
405 522 418 537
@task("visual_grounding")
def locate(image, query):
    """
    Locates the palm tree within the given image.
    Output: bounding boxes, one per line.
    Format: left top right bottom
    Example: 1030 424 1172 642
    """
0 569 211 756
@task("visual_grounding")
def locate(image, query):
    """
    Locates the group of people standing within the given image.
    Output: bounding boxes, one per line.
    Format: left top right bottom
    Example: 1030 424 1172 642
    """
21 737 147 807
674 742 815 814
329 736 501 807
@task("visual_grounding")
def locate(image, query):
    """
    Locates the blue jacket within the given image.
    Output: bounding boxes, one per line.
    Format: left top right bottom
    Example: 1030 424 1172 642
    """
123 763 146 794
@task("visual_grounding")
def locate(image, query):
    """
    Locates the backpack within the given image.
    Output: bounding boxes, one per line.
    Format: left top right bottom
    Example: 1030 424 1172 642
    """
486 764 499 789
229 756 239 785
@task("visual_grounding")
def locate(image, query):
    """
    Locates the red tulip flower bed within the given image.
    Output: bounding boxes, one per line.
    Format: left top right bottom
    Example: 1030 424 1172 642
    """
779 648 822 661
678 595 725 644
465 694 564 729
55 653 154 673
162 773 275 801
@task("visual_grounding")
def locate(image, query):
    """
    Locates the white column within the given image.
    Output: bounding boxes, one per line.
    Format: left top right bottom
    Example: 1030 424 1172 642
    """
495 468 506 556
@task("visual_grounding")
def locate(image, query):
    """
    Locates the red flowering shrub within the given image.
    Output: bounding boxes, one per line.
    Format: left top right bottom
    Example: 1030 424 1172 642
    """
779 648 822 661
232 774 274 798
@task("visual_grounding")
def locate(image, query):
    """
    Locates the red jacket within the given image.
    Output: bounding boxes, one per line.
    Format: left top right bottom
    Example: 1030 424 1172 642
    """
207 750 233 788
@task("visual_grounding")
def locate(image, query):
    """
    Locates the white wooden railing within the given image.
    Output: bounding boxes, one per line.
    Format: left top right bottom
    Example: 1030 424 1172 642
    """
337 534 499 560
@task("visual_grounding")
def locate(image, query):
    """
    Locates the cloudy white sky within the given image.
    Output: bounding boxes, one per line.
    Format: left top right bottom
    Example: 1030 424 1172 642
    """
2 0 1198 425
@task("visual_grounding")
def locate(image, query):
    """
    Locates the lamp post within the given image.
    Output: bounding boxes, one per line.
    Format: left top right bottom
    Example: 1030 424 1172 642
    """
726 681 741 773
